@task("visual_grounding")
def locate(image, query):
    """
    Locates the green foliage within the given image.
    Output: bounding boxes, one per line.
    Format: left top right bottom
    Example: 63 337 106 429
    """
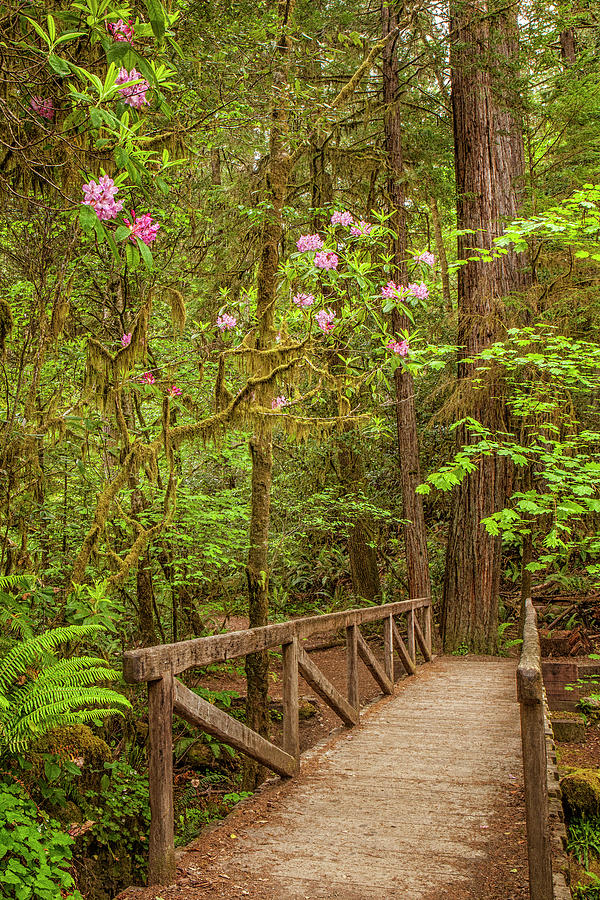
569 816 600 871
0 625 130 753
82 760 150 874
0 781 82 899
419 325 600 589
574 874 600 900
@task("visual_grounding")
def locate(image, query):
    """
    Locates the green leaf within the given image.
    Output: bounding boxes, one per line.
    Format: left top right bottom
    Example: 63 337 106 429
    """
145 0 166 39
48 53 71 76
136 237 154 270
44 759 61 781
79 204 99 231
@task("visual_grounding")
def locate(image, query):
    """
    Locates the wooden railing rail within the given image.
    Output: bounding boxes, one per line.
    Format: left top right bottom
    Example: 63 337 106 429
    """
517 597 554 900
123 596 433 884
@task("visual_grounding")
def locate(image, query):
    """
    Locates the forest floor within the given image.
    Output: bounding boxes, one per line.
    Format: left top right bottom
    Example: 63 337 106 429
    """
118 637 529 900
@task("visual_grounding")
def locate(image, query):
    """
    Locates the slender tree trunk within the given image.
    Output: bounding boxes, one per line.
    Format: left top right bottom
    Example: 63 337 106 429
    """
337 436 381 602
381 1 432 603
559 28 577 65
442 0 525 652
131 489 157 646
428 193 451 311
244 0 295 790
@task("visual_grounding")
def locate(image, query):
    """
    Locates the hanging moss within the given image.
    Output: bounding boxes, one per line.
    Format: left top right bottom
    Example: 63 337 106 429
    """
167 287 186 332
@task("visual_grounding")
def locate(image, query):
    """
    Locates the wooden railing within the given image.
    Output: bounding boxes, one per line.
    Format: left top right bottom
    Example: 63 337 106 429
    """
517 597 555 900
123 597 433 884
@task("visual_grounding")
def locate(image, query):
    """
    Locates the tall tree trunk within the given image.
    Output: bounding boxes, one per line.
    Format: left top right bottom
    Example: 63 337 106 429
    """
244 0 295 790
442 0 525 653
381 1 432 603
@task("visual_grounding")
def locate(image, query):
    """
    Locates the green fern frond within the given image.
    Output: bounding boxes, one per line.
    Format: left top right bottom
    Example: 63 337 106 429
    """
0 574 32 592
6 707 128 751
16 684 129 717
0 624 130 753
0 624 101 693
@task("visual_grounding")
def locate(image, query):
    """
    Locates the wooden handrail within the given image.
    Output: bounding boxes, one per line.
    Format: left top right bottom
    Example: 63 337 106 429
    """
123 596 431 683
124 597 433 884
517 598 554 900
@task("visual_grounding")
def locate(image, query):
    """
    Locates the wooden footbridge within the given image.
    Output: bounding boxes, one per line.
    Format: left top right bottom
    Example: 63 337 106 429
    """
123 598 571 900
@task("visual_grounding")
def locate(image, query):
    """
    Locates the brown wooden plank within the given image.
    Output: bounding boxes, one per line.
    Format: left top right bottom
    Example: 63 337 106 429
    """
356 627 393 695
298 647 359 726
383 615 394 681
346 624 359 711
391 618 416 675
148 674 175 885
123 598 431 683
413 615 433 662
407 609 416 664
173 679 297 778
282 638 300 769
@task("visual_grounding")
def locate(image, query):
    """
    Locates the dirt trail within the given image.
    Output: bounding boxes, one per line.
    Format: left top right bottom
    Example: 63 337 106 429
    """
119 656 528 900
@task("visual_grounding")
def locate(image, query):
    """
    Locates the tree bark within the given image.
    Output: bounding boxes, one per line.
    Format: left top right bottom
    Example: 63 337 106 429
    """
381 1 432 603
442 0 526 653
244 0 295 790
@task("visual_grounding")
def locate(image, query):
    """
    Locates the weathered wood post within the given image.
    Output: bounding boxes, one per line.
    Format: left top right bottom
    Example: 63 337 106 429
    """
282 638 300 770
517 598 554 900
148 673 175 885
383 615 394 681
346 624 359 711
407 609 416 663
424 603 432 656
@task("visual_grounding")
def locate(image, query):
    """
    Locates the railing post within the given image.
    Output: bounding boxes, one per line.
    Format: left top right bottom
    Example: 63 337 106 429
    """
383 615 394 682
424 603 432 656
282 637 300 771
407 609 416 663
148 673 175 885
517 599 554 900
346 624 359 712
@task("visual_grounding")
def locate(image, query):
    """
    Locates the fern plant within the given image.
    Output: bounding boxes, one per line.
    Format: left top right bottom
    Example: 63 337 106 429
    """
0 624 130 753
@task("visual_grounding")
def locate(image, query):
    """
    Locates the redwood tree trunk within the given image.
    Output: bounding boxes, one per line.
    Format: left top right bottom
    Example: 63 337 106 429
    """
382 1 431 603
442 0 525 652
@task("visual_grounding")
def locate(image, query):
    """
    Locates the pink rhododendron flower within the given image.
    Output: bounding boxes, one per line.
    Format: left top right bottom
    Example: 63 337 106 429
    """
116 68 149 109
140 372 155 385
168 384 182 397
108 19 134 42
407 281 429 300
82 175 123 221
296 233 323 252
387 338 409 357
124 211 160 245
414 250 435 266
314 251 339 271
381 281 404 299
350 220 373 236
330 211 354 227
316 309 336 333
271 395 288 410
30 96 54 120
216 313 237 331
121 332 132 348
292 292 314 308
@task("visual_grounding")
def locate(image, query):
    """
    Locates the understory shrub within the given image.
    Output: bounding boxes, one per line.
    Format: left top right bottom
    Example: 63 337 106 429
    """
0 781 82 899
